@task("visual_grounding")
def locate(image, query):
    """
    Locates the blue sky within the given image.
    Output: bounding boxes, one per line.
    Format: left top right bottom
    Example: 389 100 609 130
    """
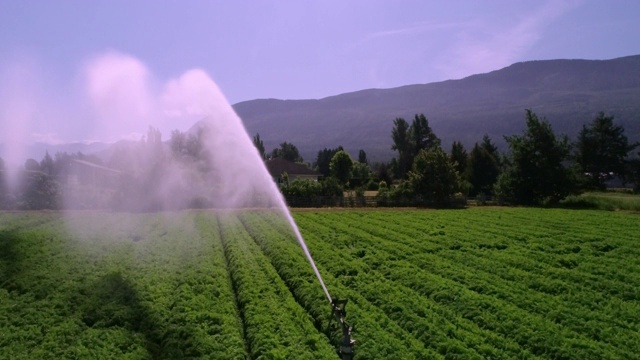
1 0 639 145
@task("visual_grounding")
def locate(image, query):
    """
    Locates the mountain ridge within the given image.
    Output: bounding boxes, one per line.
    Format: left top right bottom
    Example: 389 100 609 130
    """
4 55 639 165
234 55 640 162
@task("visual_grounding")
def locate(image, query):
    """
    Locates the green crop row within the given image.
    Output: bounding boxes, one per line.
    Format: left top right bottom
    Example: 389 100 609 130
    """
295 214 535 359
293 209 639 359
329 210 640 341
215 212 336 360
2 208 639 359
238 210 442 359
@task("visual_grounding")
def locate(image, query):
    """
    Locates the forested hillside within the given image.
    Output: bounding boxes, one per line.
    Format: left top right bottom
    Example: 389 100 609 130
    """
234 55 640 161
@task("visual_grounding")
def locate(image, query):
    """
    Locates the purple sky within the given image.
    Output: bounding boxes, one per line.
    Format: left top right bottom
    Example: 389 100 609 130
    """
1 0 639 146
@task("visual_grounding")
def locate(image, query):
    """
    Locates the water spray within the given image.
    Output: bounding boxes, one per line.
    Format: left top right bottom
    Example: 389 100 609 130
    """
280 210 355 359
284 211 332 302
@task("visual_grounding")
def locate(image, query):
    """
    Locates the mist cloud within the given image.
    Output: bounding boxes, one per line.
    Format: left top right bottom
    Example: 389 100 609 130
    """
83 51 156 141
0 56 41 181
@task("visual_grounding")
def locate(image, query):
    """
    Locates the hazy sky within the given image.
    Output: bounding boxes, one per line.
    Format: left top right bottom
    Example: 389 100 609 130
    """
1 0 639 145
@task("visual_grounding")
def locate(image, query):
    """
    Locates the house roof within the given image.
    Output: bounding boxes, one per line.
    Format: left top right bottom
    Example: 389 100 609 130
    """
265 158 319 178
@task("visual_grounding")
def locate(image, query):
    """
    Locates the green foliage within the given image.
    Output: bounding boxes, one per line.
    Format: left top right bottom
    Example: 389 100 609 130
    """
350 161 372 188
560 191 640 211
329 150 353 185
498 110 578 205
314 146 343 178
390 117 412 179
411 113 441 153
575 112 638 189
466 139 500 197
296 208 640 359
271 142 303 163
373 161 393 186
280 178 344 207
391 114 441 180
319 177 344 197
281 178 322 198
450 141 467 175
217 213 336 359
2 209 640 358
358 149 368 164
408 148 460 206
18 172 61 210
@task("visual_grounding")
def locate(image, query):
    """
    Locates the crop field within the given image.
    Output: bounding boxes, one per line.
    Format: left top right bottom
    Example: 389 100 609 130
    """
1 208 639 359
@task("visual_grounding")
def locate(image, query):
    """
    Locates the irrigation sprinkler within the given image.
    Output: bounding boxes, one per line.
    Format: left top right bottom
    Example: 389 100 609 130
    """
329 298 355 360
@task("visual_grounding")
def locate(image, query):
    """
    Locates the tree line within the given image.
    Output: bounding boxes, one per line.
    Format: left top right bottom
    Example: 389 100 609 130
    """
261 110 639 207
1 109 638 210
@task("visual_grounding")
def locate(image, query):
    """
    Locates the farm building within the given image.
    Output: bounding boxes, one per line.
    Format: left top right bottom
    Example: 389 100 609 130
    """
265 158 319 185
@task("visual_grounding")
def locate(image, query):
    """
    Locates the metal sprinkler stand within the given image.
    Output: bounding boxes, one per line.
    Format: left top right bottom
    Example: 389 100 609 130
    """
329 298 355 360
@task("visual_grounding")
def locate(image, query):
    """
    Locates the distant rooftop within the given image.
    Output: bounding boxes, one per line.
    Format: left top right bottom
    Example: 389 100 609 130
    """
265 158 318 178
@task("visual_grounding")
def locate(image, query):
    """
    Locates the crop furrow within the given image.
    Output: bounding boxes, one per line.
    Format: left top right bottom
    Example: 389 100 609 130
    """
343 211 640 300
249 212 525 359
216 211 336 360
214 213 252 359
238 210 442 360
298 213 630 359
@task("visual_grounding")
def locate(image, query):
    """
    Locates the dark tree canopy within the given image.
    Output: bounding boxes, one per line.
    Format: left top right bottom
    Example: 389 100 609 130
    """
408 147 459 206
330 150 353 185
350 161 372 188
575 112 638 189
480 134 500 160
466 136 501 197
358 149 368 165
496 110 576 205
270 142 303 163
314 146 343 178
391 114 441 179
411 114 441 153
391 117 412 179
450 141 467 175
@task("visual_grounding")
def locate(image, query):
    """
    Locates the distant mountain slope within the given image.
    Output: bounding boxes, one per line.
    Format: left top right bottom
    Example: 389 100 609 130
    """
233 55 640 162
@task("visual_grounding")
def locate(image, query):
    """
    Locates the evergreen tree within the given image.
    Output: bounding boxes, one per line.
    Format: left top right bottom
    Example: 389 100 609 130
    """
496 110 576 205
314 146 343 178
466 136 500 197
391 117 413 179
450 141 467 175
358 149 368 164
411 113 441 153
480 134 501 166
575 112 638 189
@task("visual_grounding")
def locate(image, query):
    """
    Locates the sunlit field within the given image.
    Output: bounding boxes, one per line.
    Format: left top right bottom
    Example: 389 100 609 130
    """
1 208 638 359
